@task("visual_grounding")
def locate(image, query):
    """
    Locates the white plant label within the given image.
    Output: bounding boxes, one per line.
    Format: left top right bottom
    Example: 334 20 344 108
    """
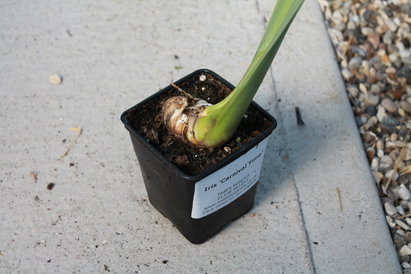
191 138 268 219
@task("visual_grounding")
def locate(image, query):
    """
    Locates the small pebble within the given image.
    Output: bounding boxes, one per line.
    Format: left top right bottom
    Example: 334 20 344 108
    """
347 21 356 30
348 57 363 69
370 84 380 94
397 219 411 231
401 255 411 264
359 83 367 94
389 53 399 63
384 201 398 216
400 49 411 59
385 170 399 182
49 74 62 85
383 30 394 44
381 98 398 113
387 44 398 54
371 158 379 171
395 232 408 247
401 101 411 113
384 18 398 32
397 205 406 216
341 69 352 80
386 67 396 79
376 106 387 122
399 184 411 201
362 27 374 36
379 155 393 173
400 245 411 256
397 42 405 51
391 133 398 142
399 108 406 117
380 54 391 66
363 93 379 106
386 215 396 228
376 139 385 150
398 230 406 237
365 106 377 116
367 32 380 49
381 115 400 126
347 86 359 97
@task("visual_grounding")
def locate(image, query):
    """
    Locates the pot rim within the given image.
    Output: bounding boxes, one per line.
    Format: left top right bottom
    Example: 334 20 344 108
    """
121 69 277 181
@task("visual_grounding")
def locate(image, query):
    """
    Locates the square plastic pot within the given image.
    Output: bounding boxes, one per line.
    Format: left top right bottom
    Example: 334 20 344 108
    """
121 69 277 244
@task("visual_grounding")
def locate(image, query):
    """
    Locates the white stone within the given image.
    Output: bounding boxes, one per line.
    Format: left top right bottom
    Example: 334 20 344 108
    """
380 154 394 164
399 184 411 201
341 69 352 81
391 133 398 142
397 229 406 237
399 108 406 117
332 10 344 23
404 143 411 161
364 93 379 106
376 139 385 150
403 57 411 65
49 74 62 85
399 245 411 256
403 201 411 211
385 170 399 182
348 57 362 69
334 22 346 32
371 158 379 171
369 67 376 78
381 98 398 113
347 21 356 30
359 83 367 93
386 215 396 228
376 106 387 122
396 205 406 215
370 84 381 94
401 101 411 113
400 49 411 59
396 219 411 230
361 27 374 36
396 42 405 51
389 53 399 63
347 86 359 97
384 18 398 32
351 15 360 23
402 262 411 269
384 201 398 216
399 161 406 170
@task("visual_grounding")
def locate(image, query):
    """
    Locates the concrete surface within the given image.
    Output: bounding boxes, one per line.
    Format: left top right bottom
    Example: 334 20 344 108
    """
0 0 401 273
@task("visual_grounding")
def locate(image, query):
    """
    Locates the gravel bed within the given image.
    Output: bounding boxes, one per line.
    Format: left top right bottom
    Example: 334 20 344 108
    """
318 0 411 271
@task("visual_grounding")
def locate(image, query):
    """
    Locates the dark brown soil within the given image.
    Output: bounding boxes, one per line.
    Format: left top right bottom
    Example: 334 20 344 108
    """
125 71 273 176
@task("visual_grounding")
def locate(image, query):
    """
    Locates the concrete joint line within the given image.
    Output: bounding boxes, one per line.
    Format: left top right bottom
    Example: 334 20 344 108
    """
291 172 317 274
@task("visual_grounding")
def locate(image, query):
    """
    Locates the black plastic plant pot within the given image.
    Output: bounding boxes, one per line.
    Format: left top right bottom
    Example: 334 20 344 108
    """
121 69 277 244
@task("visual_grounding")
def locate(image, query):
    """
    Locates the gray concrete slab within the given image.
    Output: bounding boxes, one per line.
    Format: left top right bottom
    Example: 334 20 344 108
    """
0 0 401 273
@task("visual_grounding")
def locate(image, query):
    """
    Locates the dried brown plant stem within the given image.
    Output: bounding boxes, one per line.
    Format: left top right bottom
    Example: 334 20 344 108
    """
59 128 82 159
